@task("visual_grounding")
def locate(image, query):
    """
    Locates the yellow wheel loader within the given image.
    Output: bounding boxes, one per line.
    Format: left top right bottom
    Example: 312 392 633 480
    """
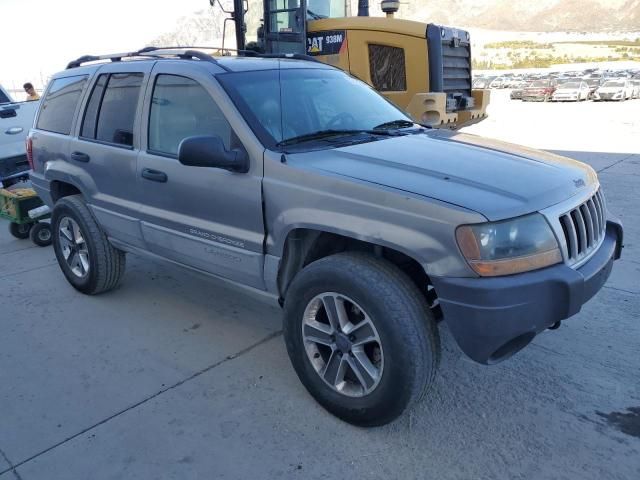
211 0 489 128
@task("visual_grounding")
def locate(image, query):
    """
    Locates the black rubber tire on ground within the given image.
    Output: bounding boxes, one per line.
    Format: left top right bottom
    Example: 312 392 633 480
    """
51 195 126 294
29 222 52 247
9 222 32 239
283 252 441 427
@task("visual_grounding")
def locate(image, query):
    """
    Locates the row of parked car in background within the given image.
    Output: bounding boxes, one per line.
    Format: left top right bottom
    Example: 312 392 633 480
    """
474 68 640 102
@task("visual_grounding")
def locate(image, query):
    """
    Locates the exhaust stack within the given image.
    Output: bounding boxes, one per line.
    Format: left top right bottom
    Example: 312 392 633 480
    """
358 0 369 16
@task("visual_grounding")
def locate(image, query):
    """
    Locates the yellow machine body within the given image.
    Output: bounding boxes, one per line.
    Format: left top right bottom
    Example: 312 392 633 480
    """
306 17 489 128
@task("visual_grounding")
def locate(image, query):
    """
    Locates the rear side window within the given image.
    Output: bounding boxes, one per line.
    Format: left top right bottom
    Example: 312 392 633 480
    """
81 73 143 147
148 74 232 156
36 75 88 134
368 45 406 92
80 74 107 139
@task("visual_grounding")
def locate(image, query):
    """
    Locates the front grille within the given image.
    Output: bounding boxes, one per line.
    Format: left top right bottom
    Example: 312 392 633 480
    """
441 44 471 97
427 24 473 111
559 189 606 265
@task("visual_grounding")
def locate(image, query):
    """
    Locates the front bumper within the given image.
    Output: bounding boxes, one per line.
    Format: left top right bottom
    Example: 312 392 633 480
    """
431 219 623 365
553 95 578 101
595 93 623 101
522 94 546 101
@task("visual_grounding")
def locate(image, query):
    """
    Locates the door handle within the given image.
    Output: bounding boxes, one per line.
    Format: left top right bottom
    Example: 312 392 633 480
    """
5 127 23 135
70 151 90 163
141 168 167 183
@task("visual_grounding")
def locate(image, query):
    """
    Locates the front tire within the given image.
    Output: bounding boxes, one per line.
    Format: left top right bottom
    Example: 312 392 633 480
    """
283 252 440 427
51 195 126 294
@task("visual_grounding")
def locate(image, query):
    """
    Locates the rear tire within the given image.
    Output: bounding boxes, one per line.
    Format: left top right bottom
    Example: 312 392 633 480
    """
29 222 52 247
51 195 126 294
283 252 440 427
9 222 31 239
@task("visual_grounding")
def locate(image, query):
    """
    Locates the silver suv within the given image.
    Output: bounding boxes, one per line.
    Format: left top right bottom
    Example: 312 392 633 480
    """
29 48 623 426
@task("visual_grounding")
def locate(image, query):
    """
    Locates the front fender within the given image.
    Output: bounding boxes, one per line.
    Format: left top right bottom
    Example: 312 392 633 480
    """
263 152 485 278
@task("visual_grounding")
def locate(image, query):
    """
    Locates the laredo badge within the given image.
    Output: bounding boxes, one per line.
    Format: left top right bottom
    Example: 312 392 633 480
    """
307 30 347 56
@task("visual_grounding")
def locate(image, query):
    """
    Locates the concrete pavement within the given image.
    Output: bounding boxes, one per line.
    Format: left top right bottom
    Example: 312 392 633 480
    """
0 93 639 479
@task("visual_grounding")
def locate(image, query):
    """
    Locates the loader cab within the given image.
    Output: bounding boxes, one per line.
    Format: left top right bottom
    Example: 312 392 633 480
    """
262 0 309 54
261 0 350 54
226 0 489 128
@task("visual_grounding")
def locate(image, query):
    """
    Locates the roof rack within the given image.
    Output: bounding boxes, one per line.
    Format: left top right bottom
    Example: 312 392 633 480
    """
65 46 319 70
236 51 320 63
66 47 231 71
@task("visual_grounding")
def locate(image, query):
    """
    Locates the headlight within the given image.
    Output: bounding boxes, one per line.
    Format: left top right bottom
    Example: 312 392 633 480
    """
456 214 562 276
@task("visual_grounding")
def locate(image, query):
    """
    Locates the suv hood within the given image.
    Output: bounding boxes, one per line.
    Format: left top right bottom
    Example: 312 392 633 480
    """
555 87 580 93
598 86 625 93
289 130 597 221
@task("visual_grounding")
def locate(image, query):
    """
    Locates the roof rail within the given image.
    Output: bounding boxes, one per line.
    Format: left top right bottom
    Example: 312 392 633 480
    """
66 47 231 71
66 46 319 70
237 51 320 63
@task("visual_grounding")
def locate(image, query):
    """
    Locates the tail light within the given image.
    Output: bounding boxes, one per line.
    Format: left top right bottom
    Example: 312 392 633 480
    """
26 136 34 170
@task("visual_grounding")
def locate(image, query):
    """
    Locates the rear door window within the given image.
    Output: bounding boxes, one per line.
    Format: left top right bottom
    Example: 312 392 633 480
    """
81 72 143 147
148 74 232 156
36 75 88 134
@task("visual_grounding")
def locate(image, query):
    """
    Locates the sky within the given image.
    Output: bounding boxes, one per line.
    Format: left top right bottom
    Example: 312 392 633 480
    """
1 0 207 96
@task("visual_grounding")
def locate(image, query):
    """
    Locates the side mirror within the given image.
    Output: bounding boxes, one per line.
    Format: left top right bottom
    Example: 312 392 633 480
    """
178 135 249 173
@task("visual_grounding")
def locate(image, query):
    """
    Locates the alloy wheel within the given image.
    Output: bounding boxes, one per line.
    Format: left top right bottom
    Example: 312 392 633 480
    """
302 293 384 397
58 217 90 278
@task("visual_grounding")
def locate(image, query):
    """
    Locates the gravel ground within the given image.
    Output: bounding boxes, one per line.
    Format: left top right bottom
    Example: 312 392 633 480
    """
1 91 639 480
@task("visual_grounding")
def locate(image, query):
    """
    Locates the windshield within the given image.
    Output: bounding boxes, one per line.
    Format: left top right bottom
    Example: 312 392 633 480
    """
307 0 348 18
561 82 581 88
530 80 549 87
603 80 625 87
218 67 414 149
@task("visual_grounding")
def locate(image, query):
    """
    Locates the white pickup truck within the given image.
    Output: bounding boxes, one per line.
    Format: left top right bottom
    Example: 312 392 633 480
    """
1 84 39 187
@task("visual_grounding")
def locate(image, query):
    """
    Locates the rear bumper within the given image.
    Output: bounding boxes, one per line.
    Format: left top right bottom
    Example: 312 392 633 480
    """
29 171 53 206
0 154 30 183
405 90 489 128
431 219 623 365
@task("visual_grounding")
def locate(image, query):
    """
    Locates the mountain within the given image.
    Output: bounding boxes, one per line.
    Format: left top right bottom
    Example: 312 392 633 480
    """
395 0 640 32
150 0 640 47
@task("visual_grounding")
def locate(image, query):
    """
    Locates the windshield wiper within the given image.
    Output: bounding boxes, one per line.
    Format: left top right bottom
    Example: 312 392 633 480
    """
277 129 397 147
372 119 417 130
307 9 327 20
